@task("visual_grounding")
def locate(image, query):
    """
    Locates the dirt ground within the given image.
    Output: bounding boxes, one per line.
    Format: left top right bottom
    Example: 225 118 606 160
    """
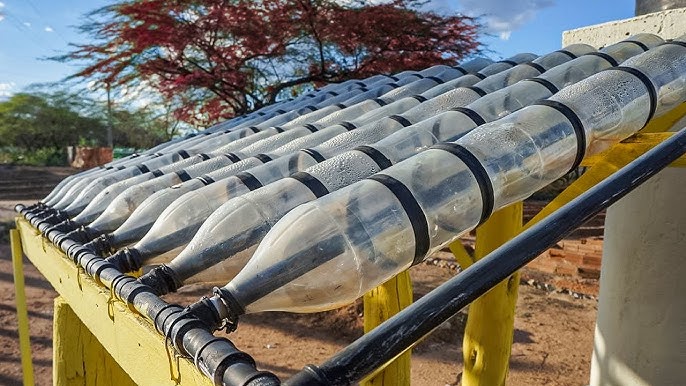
0 166 602 386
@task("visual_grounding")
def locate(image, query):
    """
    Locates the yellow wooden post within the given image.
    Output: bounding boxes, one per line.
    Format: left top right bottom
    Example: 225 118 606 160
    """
361 270 413 386
455 203 523 386
53 297 137 386
10 228 35 386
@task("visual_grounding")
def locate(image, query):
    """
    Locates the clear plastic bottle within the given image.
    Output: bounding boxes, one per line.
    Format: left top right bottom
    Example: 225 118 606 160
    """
202 37 685 316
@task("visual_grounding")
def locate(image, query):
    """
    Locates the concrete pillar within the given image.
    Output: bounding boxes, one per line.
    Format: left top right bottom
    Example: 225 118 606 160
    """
589 167 686 386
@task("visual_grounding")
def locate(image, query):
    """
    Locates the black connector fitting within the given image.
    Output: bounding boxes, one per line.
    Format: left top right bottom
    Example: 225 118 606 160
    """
137 265 182 296
105 248 143 273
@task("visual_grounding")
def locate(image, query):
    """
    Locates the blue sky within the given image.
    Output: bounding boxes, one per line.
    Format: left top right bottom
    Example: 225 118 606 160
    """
0 0 635 99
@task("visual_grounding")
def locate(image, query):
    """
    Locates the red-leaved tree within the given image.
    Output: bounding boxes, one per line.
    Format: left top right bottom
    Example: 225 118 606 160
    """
60 0 482 126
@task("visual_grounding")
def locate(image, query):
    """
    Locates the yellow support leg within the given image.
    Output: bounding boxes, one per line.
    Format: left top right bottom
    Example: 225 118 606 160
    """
10 228 35 386
457 203 523 386
53 297 137 386
361 270 413 386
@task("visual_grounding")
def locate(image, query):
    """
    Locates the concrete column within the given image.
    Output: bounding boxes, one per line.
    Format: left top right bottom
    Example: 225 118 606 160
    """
590 167 686 386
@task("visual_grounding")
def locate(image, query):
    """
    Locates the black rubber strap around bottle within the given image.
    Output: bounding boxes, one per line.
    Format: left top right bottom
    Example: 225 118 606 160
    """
255 154 273 163
301 148 327 163
137 164 150 173
466 86 487 97
388 82 400 89
353 146 393 169
525 77 560 94
339 121 357 131
175 170 192 182
426 76 445 84
583 52 619 67
431 143 494 225
151 169 164 177
373 98 387 106
522 62 546 74
498 59 519 66
275 109 287 114
303 124 319 133
368 174 430 264
607 66 657 127
328 91 339 96
224 153 241 163
196 175 215 185
409 73 424 79
199 153 211 161
274 126 285 133
450 107 486 126
290 172 329 198
624 39 650 51
178 150 191 158
249 126 261 133
472 72 487 80
355 81 366 87
664 40 686 49
388 115 412 127
257 111 266 116
534 99 586 172
303 105 318 112
412 95 427 103
117 165 127 170
555 49 578 59
335 103 347 109
235 172 263 191
453 66 468 75
386 75 400 81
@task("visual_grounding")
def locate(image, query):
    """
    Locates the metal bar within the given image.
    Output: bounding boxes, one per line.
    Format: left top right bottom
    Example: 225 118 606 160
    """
10 228 35 386
286 128 686 386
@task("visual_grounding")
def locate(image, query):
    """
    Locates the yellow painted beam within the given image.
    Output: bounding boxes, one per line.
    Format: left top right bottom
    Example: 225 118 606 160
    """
15 218 213 386
10 228 35 386
448 241 474 270
53 297 137 386
460 203 523 386
638 101 686 133
581 133 686 168
361 271 413 386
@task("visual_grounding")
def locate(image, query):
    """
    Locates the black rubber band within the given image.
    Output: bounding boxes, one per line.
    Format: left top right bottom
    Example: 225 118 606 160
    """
388 82 400 89
431 143 494 225
290 172 329 198
249 126 260 133
151 169 164 177
301 148 327 163
199 153 211 161
117 165 127 170
583 52 619 67
178 150 190 159
388 114 412 127
224 153 241 163
467 86 487 97
368 174 429 264
137 164 150 173
339 121 357 131
534 99 586 172
555 49 578 59
176 170 192 182
335 103 347 109
354 146 392 169
624 39 650 51
275 109 287 114
523 62 546 74
525 77 560 94
257 111 266 116
255 153 273 163
498 59 519 66
412 95 427 103
373 98 387 106
409 74 424 79
453 66 468 75
303 124 319 133
608 66 657 126
426 76 445 84
274 126 285 133
328 91 339 96
235 172 263 191
472 72 487 80
303 105 318 112
387 75 400 81
664 40 686 49
450 107 486 126
196 175 215 185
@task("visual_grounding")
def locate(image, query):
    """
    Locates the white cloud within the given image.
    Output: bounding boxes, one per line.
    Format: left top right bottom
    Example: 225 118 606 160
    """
44 26 53 32
0 82 15 98
0 2 5 8
0 15 5 23
457 0 555 40
23 21 31 27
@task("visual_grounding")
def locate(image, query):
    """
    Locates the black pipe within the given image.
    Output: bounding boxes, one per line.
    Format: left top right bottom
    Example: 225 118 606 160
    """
286 128 686 385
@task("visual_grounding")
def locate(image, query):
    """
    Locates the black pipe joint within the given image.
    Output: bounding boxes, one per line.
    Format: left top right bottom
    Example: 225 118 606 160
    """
284 365 330 386
43 220 79 239
34 211 69 228
185 297 223 332
137 265 182 296
105 248 143 273
83 234 112 256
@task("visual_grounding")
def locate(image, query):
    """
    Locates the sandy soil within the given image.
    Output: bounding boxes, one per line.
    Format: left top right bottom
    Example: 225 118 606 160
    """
0 167 601 386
